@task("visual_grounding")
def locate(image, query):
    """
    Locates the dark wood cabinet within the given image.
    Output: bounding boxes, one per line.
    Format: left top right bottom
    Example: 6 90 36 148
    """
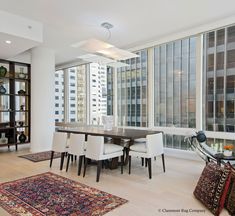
0 59 30 150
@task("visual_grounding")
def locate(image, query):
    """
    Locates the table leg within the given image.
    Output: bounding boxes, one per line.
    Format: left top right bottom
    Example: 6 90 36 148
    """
124 139 133 165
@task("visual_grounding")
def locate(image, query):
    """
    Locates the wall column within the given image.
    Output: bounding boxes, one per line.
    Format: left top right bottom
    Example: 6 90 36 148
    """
30 47 55 152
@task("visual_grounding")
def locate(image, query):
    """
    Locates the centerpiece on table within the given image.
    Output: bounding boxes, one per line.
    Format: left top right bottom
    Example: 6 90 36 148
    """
223 144 234 157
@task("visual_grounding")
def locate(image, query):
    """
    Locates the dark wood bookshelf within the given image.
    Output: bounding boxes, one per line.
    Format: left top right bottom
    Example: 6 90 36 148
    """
0 59 31 151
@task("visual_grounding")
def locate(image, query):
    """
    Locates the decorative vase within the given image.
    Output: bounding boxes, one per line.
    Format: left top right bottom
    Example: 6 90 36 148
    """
18 68 26 79
0 66 7 77
0 133 8 144
0 85 6 94
224 150 233 157
19 132 26 143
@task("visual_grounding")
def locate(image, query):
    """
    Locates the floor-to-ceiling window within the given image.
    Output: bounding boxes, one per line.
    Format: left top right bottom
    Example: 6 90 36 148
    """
55 63 110 125
67 65 87 123
154 37 197 149
54 24 235 152
204 26 235 132
88 63 108 125
117 49 148 127
107 66 114 115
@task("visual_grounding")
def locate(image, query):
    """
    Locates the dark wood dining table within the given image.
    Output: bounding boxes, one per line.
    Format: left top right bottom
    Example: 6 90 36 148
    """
57 126 161 143
56 126 162 167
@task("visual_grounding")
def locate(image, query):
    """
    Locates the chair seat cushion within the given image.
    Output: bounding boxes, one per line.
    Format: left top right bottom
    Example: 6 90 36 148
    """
134 138 146 143
130 143 147 153
104 144 123 154
193 162 231 215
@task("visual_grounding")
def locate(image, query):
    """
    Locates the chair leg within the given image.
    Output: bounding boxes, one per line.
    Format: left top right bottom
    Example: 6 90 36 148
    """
161 154 165 172
145 158 148 167
78 155 83 176
154 156 156 161
121 153 124 174
50 151 54 167
71 155 74 162
83 158 88 177
96 160 102 182
147 158 152 179
75 155 77 161
60 152 65 170
128 155 131 174
66 154 71 172
141 157 144 166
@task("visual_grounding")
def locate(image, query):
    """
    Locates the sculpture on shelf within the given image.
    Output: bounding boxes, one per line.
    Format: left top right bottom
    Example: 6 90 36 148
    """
0 66 7 77
0 85 6 94
20 105 25 111
18 121 24 127
19 132 26 143
18 89 26 95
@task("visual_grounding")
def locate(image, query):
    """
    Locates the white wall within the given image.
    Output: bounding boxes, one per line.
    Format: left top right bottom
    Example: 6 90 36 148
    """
30 47 55 152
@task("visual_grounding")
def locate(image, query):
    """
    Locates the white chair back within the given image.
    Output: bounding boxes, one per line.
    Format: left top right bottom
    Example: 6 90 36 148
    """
85 135 104 160
146 133 164 157
67 133 85 156
52 132 68 152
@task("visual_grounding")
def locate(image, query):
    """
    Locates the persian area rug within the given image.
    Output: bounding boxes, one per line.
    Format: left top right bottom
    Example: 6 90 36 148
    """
0 172 128 216
19 151 61 162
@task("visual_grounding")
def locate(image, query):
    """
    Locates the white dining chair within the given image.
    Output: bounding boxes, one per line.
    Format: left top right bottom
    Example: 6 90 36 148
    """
50 132 68 170
83 135 124 182
66 133 86 175
128 132 165 179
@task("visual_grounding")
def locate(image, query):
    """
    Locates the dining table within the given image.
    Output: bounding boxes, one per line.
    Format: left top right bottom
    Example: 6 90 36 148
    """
56 126 163 168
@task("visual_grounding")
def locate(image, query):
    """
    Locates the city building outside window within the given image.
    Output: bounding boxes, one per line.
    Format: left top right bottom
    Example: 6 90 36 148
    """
154 37 196 149
117 49 148 127
54 70 64 122
204 26 235 132
154 37 196 128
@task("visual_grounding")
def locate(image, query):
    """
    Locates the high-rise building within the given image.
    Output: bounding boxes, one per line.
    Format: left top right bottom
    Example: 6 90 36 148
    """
107 67 114 116
89 63 107 125
117 50 148 127
54 63 107 125
55 70 64 122
204 26 235 132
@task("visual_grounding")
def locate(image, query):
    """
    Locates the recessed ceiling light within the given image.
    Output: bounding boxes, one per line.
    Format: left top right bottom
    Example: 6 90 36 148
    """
5 40 11 44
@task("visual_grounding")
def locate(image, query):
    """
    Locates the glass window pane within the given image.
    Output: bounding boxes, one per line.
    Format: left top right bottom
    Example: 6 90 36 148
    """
204 26 235 132
154 36 196 128
117 50 148 127
217 29 225 46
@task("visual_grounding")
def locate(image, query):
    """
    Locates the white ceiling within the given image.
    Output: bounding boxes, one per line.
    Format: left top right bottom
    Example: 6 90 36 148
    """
1 0 235 65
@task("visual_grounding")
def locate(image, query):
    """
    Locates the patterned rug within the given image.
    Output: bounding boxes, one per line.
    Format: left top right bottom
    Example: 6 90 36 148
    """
19 151 61 162
0 172 128 216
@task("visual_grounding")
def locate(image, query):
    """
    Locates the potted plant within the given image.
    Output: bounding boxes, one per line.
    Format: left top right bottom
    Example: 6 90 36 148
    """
223 144 234 157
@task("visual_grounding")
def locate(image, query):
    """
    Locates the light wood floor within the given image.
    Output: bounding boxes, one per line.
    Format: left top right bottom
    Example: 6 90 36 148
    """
0 145 230 216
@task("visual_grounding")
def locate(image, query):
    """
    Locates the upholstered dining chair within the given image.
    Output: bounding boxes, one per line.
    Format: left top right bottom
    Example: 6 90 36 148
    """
66 133 86 175
83 135 124 182
129 132 165 179
50 132 68 170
